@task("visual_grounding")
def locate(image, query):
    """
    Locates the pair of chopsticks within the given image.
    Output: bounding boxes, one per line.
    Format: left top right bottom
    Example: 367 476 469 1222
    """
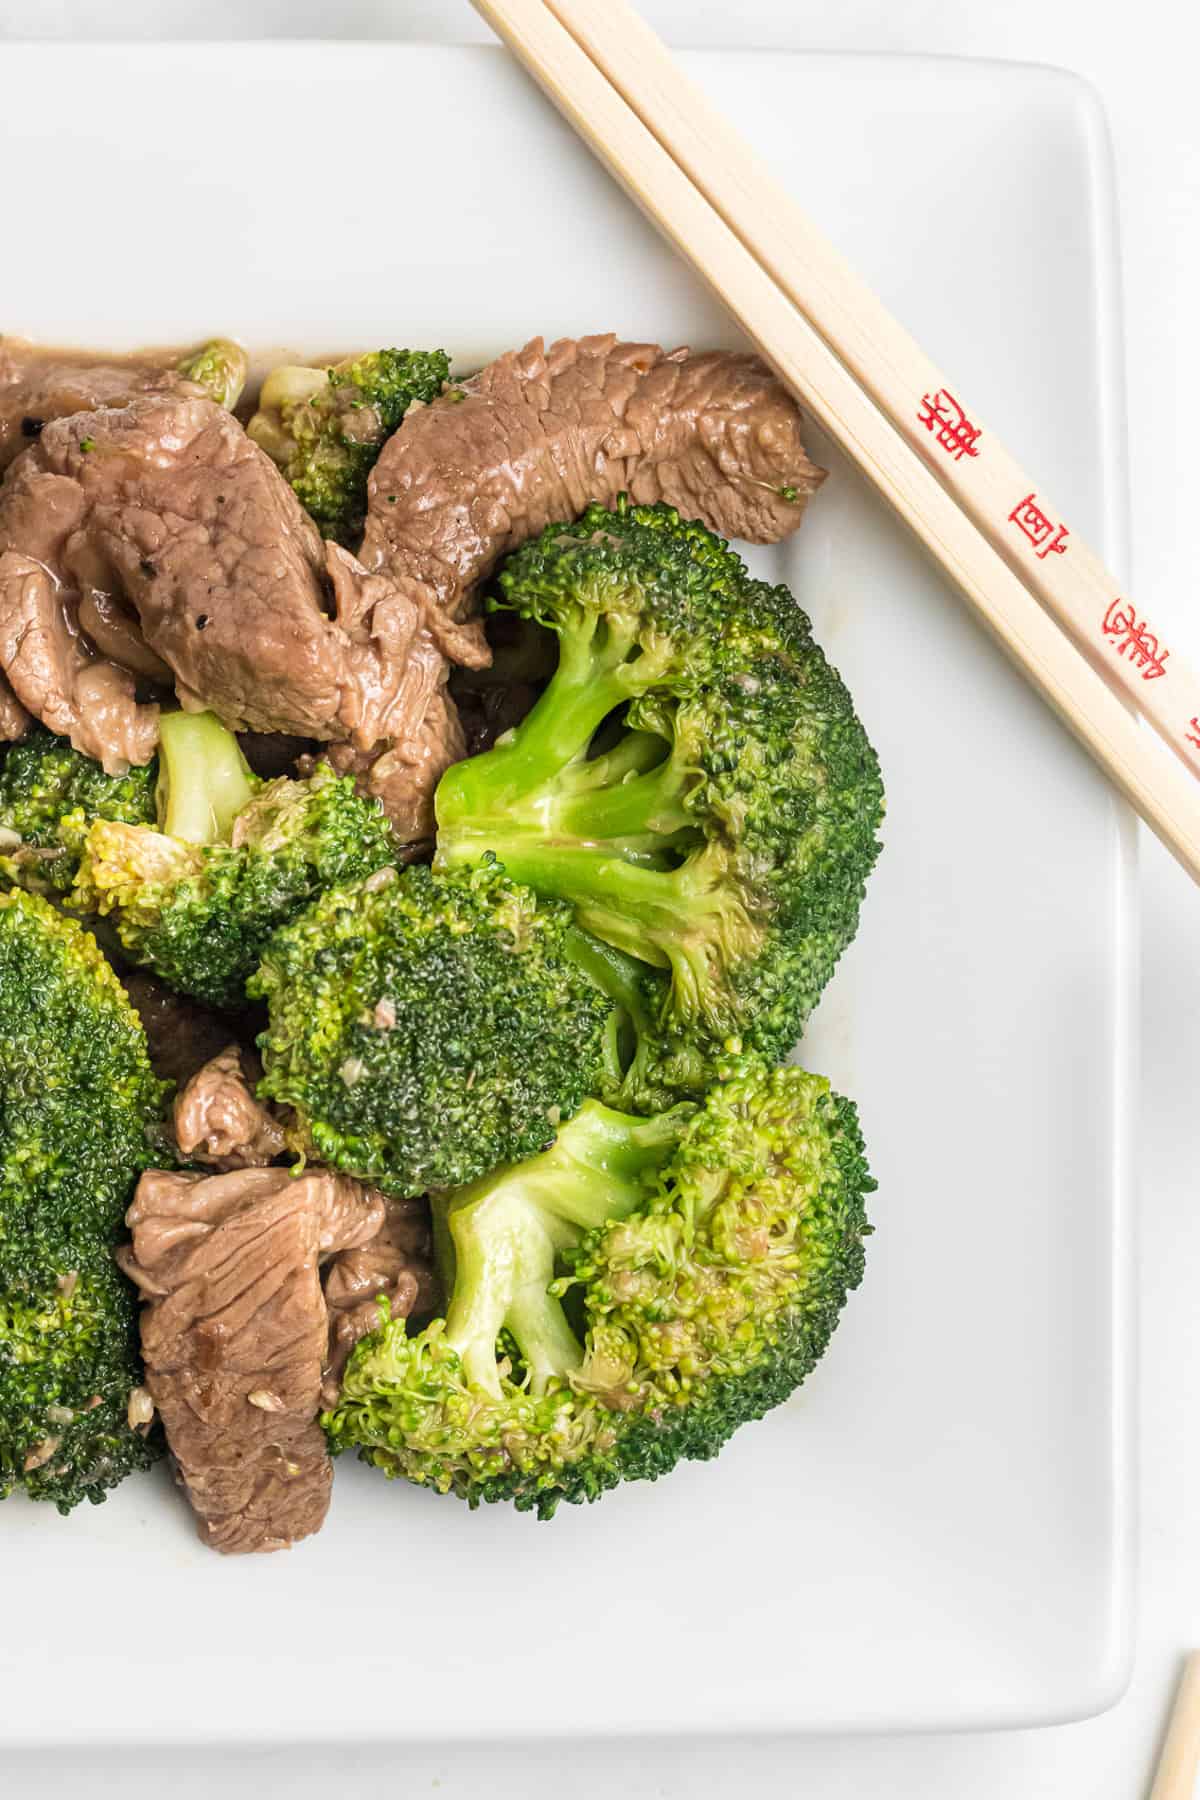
473 0 1200 887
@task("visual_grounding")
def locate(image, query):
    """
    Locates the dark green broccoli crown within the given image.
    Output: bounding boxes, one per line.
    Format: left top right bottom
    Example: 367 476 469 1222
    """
494 495 755 682
327 1056 873 1516
330 348 451 424
252 858 614 1198
1 1253 157 1511
251 347 450 543
437 500 884 1095
74 768 399 1010
0 891 167 1510
0 727 157 896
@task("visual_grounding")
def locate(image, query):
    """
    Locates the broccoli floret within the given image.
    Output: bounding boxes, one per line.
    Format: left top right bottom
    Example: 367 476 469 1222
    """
73 711 397 1009
0 726 158 897
250 858 614 1198
247 347 450 543
326 1055 873 1516
0 890 168 1511
435 499 885 1107
176 338 248 410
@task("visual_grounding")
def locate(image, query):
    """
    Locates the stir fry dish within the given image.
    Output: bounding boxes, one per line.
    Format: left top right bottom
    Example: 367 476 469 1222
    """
0 330 883 1550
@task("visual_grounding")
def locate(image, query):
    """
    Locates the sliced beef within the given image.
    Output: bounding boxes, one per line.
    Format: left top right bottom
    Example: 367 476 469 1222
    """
120 1165 385 1554
122 972 239 1090
173 1044 286 1172
307 665 467 846
0 394 488 787
0 341 196 475
359 333 825 619
0 670 30 742
0 446 161 768
322 1195 439 1406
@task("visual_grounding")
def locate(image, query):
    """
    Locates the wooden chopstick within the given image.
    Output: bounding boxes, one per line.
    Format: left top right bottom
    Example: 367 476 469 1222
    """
543 0 1200 790
472 0 1200 887
1150 1653 1200 1800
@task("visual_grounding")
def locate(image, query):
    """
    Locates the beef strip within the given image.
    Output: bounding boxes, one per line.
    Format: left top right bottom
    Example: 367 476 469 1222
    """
306 670 467 846
0 669 30 742
0 340 197 475
322 1195 439 1406
359 334 825 618
173 1044 286 1172
120 1165 385 1554
0 394 488 786
121 972 239 1090
0 451 161 769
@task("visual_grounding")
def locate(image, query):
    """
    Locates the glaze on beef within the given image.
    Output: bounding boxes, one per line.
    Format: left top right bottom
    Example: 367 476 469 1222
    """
322 1195 439 1406
359 334 825 618
0 340 199 475
0 394 488 780
120 1166 385 1554
172 1045 286 1172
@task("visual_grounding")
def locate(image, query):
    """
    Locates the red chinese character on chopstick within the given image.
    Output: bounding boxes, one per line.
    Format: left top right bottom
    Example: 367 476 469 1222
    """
1187 717 1200 749
1008 493 1069 560
917 389 982 462
1101 599 1171 680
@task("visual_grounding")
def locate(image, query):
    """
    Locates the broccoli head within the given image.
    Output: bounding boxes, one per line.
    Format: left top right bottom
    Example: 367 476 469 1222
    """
250 858 614 1198
176 337 249 410
0 726 158 897
435 498 885 1108
247 347 451 543
0 890 168 1511
326 1055 874 1516
73 710 398 1009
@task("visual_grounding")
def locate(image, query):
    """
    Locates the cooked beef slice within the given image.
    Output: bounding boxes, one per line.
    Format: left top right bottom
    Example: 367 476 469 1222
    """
322 1195 439 1405
121 972 240 1090
0 670 30 742
359 334 825 619
120 1166 384 1553
0 341 197 475
173 1044 286 1172
0 453 160 769
306 660 467 845
0 394 488 779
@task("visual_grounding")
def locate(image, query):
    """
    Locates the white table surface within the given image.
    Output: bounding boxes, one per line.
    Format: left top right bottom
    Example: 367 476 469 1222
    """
3 3 1197 1796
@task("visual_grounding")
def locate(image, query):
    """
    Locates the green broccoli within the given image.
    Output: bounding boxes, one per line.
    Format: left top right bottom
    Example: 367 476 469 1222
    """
326 1054 873 1516
250 858 614 1198
0 890 168 1512
73 710 398 1009
0 726 158 897
247 347 451 542
176 337 248 410
435 498 885 1109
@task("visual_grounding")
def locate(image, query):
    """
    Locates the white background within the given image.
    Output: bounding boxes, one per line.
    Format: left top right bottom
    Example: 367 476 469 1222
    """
2 3 1196 1796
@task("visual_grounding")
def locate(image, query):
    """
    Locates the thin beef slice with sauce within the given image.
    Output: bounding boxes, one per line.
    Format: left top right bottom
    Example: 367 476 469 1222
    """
120 1166 384 1554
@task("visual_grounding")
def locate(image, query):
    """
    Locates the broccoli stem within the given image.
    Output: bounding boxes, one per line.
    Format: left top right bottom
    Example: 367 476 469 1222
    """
438 610 673 827
441 1101 683 1398
443 1186 581 1396
176 339 248 410
439 832 760 1024
155 712 257 845
542 760 694 844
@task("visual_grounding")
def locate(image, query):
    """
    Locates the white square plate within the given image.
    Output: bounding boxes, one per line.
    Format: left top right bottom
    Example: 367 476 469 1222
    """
0 44 1133 1740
